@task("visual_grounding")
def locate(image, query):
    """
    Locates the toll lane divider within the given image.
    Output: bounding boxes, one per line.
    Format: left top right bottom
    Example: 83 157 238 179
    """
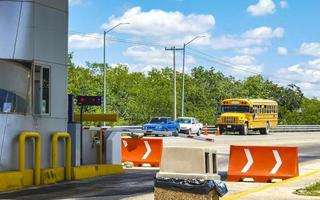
227 145 298 182
122 138 163 167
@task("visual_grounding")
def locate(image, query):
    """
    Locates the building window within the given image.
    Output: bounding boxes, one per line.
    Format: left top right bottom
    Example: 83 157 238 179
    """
0 60 31 114
33 65 50 115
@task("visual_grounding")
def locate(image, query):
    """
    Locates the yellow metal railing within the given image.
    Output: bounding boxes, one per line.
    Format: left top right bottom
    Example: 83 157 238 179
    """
51 132 71 181
19 131 41 185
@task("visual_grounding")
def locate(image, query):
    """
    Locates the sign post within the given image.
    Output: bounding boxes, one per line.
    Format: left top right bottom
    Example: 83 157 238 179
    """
76 96 102 165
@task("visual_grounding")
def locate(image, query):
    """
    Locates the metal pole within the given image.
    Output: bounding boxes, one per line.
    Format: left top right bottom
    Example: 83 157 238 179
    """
173 46 177 121
166 46 182 120
181 43 186 117
102 23 129 124
80 105 84 165
103 31 106 116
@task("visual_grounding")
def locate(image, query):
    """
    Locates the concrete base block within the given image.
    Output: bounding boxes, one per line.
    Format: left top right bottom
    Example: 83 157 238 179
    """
154 187 219 200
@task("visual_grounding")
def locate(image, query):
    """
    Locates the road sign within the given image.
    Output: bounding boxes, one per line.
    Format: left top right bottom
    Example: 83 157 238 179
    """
227 145 298 182
77 96 102 106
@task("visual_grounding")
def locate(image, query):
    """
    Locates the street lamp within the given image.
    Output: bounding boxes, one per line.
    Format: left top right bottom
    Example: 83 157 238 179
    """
181 35 206 117
103 22 130 116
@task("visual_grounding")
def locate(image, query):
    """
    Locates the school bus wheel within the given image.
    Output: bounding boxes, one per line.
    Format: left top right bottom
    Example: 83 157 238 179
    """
239 123 248 135
260 122 270 135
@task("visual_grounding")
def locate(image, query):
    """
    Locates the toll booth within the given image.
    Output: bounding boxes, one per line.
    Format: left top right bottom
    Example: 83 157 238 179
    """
0 1 68 171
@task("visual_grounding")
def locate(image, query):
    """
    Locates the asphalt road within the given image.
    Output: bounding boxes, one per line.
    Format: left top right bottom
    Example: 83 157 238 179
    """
0 132 319 200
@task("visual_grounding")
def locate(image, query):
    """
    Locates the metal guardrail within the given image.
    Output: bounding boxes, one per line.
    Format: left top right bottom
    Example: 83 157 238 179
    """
271 125 320 132
109 125 320 133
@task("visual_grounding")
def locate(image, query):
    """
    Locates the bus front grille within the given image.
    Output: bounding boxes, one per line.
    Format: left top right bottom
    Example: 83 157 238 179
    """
222 117 238 124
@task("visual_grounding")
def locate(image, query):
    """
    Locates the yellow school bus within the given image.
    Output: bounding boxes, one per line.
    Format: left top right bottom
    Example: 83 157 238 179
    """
216 98 278 135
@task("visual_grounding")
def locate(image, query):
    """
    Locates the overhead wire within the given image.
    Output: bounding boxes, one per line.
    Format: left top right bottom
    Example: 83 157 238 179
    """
68 30 295 84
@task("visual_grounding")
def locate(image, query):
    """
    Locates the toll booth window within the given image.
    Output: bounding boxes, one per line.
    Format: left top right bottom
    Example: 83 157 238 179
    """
0 61 30 114
33 65 50 115
42 68 50 114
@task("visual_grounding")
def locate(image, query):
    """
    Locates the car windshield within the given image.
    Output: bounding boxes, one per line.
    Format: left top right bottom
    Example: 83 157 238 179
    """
149 117 168 124
176 118 191 123
222 105 250 113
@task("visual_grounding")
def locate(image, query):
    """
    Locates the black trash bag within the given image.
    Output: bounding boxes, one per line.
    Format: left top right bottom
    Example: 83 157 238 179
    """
154 177 228 196
213 180 228 197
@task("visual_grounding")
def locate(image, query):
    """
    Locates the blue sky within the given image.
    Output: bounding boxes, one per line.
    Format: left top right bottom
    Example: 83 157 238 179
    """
68 0 320 98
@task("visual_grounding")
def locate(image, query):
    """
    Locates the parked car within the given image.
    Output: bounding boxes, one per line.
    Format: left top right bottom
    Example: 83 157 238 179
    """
176 117 203 136
143 117 180 133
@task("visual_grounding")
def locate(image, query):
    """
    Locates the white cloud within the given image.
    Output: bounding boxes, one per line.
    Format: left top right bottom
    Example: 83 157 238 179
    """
247 0 276 16
224 55 263 75
211 26 284 50
102 7 215 46
299 42 320 57
123 45 171 66
274 58 320 98
237 47 267 55
242 27 284 40
279 1 288 8
277 47 288 55
68 33 103 49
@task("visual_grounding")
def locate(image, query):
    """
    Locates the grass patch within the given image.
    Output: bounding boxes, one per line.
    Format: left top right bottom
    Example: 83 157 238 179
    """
294 182 320 196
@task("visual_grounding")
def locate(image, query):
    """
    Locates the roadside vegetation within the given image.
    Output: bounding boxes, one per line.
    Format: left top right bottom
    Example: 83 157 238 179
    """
295 182 320 196
68 54 320 125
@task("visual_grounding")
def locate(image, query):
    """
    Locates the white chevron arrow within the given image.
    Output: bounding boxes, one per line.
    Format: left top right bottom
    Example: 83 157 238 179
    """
241 148 253 173
142 141 151 160
122 140 128 147
270 150 282 174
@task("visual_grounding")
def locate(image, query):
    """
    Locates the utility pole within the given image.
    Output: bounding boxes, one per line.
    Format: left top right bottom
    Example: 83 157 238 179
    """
165 46 183 120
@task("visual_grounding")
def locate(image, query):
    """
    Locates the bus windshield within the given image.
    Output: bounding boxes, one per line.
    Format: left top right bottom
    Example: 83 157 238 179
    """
222 105 250 113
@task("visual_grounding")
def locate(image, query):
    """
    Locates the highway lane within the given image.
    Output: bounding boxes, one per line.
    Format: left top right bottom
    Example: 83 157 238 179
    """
0 132 318 199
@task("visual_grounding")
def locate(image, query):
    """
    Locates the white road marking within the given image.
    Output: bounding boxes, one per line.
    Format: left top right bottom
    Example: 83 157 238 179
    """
142 141 151 160
270 150 282 174
122 140 128 147
241 148 253 173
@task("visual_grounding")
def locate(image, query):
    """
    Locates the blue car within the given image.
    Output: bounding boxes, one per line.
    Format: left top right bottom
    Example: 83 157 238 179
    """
143 117 180 133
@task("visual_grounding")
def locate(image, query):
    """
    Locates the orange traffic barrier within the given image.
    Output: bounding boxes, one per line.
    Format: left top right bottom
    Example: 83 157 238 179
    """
215 127 221 136
204 124 208 135
227 145 298 182
122 138 163 167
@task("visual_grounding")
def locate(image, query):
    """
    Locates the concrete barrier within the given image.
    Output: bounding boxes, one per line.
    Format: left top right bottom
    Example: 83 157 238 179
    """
156 146 220 180
227 145 299 182
155 146 220 200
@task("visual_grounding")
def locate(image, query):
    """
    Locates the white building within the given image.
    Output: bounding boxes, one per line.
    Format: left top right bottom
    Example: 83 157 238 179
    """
0 0 68 170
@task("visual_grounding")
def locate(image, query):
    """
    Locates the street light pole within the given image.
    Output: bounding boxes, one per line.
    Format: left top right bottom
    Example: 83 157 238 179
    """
181 36 206 117
103 22 129 118
173 47 177 121
181 43 186 117
103 31 106 115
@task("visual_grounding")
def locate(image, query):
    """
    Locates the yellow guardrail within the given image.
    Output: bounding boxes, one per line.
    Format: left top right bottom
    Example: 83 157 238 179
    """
51 132 71 181
19 131 41 185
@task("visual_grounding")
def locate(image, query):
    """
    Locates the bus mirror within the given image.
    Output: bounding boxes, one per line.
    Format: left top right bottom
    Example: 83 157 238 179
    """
253 113 257 119
249 107 254 113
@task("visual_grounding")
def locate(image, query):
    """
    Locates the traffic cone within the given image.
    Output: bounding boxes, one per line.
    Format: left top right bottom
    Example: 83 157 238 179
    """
204 124 208 135
215 127 221 136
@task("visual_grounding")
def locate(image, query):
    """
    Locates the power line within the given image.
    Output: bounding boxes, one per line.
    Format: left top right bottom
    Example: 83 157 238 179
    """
68 30 296 84
186 50 261 75
186 47 262 75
